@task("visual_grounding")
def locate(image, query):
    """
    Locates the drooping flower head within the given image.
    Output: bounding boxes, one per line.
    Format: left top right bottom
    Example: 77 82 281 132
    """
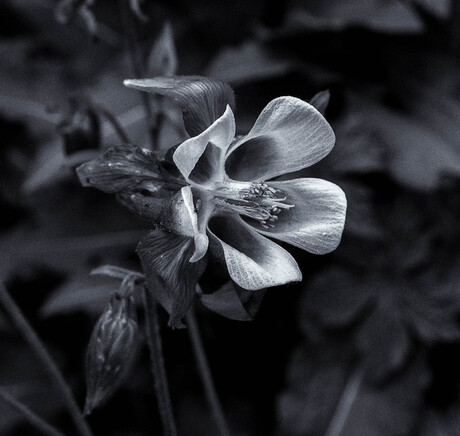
77 76 347 327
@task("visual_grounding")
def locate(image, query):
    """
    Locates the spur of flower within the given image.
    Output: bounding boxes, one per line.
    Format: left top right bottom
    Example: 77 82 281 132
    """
77 76 347 326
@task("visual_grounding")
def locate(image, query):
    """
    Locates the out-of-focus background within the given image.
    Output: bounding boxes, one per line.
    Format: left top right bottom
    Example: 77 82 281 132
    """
2 0 460 435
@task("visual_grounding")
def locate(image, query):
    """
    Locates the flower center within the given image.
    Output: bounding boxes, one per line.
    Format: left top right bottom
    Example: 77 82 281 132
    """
212 182 294 228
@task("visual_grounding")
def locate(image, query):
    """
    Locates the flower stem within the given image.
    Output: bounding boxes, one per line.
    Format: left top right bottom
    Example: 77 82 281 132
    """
451 0 460 56
94 104 132 144
0 386 65 436
0 282 92 436
118 0 156 149
185 307 231 436
324 366 364 436
142 286 177 436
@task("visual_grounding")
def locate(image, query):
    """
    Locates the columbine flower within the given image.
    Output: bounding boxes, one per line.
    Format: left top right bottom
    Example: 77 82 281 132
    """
77 76 347 326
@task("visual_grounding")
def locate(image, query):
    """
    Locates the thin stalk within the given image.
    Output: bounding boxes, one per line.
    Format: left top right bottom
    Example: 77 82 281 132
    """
185 307 231 436
142 286 177 436
0 282 92 436
324 366 364 436
118 0 155 148
94 104 132 143
451 0 460 57
0 386 65 436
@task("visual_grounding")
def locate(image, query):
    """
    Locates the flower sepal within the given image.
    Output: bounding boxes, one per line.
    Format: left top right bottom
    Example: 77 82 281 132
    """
76 144 164 194
123 76 235 136
137 187 208 328
200 282 266 321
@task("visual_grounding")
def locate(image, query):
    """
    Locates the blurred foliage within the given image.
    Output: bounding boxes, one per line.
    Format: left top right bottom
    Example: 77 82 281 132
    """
1 0 460 435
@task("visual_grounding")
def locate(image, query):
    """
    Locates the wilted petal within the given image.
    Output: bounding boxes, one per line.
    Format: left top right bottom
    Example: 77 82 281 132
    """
247 178 347 255
208 214 302 290
225 97 335 181
137 230 207 328
76 145 161 194
173 105 235 185
123 76 235 137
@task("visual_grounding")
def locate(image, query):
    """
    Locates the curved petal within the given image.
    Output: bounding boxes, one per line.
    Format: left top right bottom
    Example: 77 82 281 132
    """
208 214 302 290
76 145 160 194
246 178 347 255
161 186 209 262
137 230 207 328
173 105 235 186
225 97 335 181
124 76 235 137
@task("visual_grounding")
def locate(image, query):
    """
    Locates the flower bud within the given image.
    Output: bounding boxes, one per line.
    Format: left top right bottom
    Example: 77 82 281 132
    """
84 279 138 415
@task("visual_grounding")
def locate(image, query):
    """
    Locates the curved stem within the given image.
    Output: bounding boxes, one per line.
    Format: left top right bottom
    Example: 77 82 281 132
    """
0 386 65 436
0 282 92 436
186 307 231 436
118 0 155 149
94 104 132 144
142 286 177 436
324 366 364 436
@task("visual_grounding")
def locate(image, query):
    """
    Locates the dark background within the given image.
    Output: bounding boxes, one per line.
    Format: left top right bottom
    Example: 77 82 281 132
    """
1 0 460 435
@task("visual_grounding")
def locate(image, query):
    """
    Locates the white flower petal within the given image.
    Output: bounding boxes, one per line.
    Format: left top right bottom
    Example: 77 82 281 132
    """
163 186 209 262
208 214 302 290
225 96 335 181
173 105 235 186
248 178 347 255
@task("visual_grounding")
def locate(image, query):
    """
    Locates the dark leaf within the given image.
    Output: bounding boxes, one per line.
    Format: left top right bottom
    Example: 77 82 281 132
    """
278 341 429 436
273 0 423 35
277 340 354 436
207 41 338 87
124 76 235 137
338 356 429 436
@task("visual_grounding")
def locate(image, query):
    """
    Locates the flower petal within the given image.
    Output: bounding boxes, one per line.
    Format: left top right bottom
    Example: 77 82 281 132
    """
173 105 235 186
161 186 209 262
76 145 160 194
208 214 302 290
247 178 346 255
137 230 207 328
123 76 235 137
225 96 335 181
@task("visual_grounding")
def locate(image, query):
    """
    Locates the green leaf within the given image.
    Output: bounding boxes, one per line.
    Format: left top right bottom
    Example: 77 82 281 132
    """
124 76 235 137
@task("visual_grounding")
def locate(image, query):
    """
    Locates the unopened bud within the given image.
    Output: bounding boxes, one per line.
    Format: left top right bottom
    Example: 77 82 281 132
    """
84 278 138 415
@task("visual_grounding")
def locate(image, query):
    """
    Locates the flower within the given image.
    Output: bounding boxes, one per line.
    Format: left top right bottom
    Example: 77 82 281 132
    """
162 96 347 290
77 76 347 326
